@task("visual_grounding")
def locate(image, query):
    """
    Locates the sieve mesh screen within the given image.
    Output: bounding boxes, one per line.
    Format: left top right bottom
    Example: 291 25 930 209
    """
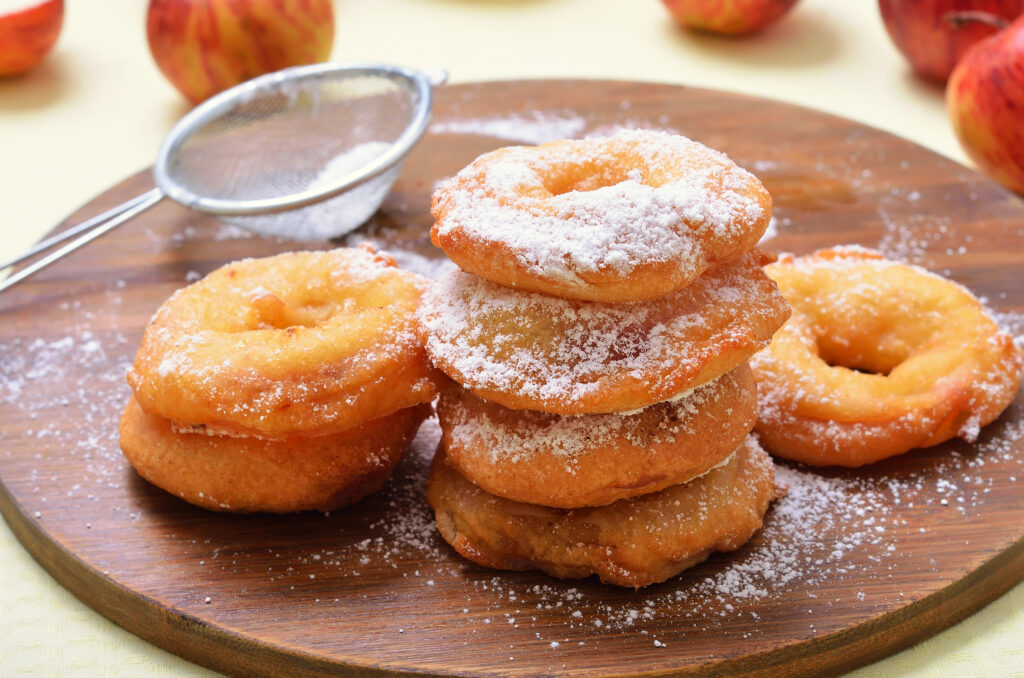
166 73 419 204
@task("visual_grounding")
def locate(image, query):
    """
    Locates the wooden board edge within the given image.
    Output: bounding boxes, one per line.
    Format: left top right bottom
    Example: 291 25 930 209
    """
0 475 449 678
5 459 1021 678
677 538 1024 678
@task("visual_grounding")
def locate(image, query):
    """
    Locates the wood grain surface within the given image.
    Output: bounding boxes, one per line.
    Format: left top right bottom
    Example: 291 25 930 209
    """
1 80 1023 678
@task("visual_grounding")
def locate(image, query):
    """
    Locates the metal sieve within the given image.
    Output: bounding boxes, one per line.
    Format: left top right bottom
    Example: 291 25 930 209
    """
0 62 446 293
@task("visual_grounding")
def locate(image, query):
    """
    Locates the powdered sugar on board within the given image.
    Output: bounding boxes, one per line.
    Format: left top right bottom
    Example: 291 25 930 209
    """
301 408 1024 655
0 301 135 513
429 110 679 146
430 110 589 145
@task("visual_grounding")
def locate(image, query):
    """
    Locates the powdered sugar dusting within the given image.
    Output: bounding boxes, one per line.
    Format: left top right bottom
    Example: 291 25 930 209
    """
223 141 399 241
127 249 429 435
876 206 955 265
322 404 1024 645
430 110 588 145
444 377 720 465
1 313 135 510
432 130 766 284
429 111 682 147
752 248 1023 458
417 254 787 411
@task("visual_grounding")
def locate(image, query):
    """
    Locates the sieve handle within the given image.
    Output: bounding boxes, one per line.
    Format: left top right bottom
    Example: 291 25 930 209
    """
0 188 164 294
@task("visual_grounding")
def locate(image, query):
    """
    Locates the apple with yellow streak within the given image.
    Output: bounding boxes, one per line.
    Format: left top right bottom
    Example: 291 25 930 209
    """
660 0 800 35
878 0 1024 83
947 15 1024 195
146 0 334 104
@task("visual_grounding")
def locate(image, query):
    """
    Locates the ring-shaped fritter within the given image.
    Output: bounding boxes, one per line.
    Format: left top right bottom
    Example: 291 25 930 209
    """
120 398 430 513
430 129 772 303
427 435 776 588
437 364 757 508
417 250 790 415
128 247 440 439
751 247 1023 467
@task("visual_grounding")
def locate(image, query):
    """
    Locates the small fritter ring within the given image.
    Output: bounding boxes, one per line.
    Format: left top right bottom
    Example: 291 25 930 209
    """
427 435 776 588
437 364 758 508
120 398 431 514
417 250 790 415
430 129 772 303
752 246 1023 467
128 247 440 439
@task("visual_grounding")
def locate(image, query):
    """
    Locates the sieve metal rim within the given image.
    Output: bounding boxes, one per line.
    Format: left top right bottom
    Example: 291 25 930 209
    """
152 62 438 217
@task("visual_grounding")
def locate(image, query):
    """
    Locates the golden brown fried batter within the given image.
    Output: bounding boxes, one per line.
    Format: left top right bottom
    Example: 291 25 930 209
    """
417 251 789 415
431 130 772 303
120 397 430 513
128 247 440 439
437 364 757 508
427 435 776 588
752 247 1023 467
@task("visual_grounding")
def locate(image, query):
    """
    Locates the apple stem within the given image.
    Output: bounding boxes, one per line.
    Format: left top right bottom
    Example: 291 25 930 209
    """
944 11 1010 31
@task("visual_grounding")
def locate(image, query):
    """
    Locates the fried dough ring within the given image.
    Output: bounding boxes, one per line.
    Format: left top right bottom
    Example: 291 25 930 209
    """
120 397 430 513
427 435 776 588
417 250 789 415
437 364 757 508
128 248 440 439
752 247 1023 467
431 129 772 303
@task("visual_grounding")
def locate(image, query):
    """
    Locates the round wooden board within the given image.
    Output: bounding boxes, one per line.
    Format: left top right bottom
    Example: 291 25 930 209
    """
1 80 1023 678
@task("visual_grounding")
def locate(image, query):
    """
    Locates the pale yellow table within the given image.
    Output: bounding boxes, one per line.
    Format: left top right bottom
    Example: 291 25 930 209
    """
1 1 1021 675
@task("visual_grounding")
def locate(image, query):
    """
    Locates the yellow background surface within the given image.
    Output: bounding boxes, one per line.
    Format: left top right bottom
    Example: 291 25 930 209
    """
1 0 1021 676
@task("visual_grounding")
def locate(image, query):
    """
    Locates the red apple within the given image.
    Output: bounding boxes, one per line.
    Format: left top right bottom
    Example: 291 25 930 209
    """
146 0 335 104
0 0 63 77
947 15 1024 195
879 0 1024 83
660 0 801 36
